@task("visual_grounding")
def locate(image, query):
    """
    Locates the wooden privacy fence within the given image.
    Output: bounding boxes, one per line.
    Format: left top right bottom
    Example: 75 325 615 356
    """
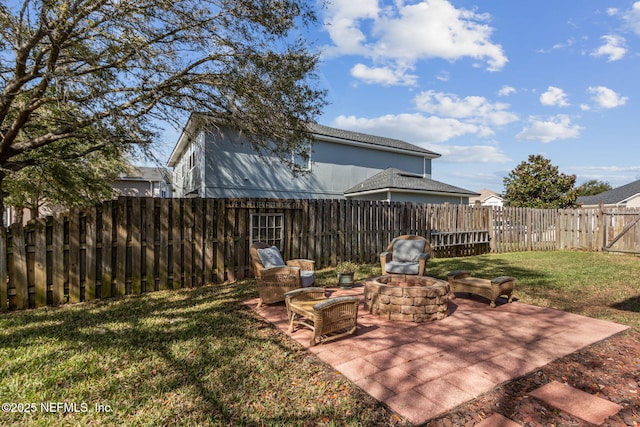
0 197 636 311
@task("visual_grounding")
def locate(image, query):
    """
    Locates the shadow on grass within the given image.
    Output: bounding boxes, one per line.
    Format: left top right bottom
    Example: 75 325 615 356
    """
611 295 640 313
0 280 392 426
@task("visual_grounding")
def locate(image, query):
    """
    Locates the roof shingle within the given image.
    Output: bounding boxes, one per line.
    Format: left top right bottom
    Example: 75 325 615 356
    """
344 168 478 196
309 123 440 157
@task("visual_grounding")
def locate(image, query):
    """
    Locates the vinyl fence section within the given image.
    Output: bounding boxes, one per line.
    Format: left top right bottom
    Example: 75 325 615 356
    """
0 198 634 311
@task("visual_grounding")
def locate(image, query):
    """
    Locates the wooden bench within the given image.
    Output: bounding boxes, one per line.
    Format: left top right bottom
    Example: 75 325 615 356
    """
447 270 515 308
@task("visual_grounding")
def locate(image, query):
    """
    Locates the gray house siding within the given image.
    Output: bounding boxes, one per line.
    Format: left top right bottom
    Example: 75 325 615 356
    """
178 126 434 199
168 116 477 203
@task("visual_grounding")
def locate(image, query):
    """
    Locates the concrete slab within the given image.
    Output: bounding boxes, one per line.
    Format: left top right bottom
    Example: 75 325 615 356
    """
529 380 623 425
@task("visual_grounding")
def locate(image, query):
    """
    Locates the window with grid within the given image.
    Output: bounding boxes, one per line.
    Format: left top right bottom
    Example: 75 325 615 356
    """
250 214 284 249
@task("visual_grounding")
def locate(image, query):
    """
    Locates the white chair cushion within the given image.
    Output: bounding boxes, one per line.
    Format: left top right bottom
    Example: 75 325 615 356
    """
257 246 285 269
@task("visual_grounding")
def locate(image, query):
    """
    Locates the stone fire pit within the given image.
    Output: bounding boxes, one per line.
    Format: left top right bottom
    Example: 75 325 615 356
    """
364 275 450 322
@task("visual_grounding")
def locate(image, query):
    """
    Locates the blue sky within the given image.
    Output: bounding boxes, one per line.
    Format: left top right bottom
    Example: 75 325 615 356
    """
304 0 640 193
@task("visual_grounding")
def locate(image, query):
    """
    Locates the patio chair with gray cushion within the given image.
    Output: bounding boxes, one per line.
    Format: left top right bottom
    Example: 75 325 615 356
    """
380 235 431 275
250 242 315 307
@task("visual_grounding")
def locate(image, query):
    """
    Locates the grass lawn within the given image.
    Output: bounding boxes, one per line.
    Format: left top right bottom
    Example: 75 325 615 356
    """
1 251 638 426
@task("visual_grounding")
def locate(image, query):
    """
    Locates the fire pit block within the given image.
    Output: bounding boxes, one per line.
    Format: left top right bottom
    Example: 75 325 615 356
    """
364 275 450 322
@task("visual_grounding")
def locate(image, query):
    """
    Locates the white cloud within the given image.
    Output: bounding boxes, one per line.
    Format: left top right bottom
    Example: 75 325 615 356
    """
426 144 511 163
435 71 450 82
540 86 570 107
621 1 640 35
414 90 518 126
332 114 510 162
333 113 481 143
587 86 628 109
552 38 576 50
516 115 582 143
590 35 627 61
322 0 379 57
323 0 507 85
498 86 516 97
350 63 418 86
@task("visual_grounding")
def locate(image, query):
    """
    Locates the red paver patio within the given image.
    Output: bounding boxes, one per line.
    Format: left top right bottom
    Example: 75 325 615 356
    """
244 284 629 425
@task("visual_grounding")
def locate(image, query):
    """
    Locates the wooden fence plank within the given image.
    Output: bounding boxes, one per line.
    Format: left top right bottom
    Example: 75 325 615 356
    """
193 198 205 285
10 224 28 309
130 198 142 295
158 199 169 290
115 198 127 296
172 199 183 288
34 219 47 308
204 199 215 284
85 208 97 301
215 199 225 283
68 209 81 303
52 213 66 304
183 198 194 287
145 198 156 292
101 202 113 298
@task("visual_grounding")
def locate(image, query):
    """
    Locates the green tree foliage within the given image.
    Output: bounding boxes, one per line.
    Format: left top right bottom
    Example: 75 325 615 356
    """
575 179 612 197
503 154 578 208
0 0 326 225
3 142 129 222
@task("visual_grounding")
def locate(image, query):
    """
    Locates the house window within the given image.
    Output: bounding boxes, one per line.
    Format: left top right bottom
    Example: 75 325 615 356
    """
250 214 284 249
292 144 312 171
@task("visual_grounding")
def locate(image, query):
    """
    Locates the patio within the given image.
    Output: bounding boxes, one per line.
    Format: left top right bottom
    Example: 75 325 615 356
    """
245 283 629 425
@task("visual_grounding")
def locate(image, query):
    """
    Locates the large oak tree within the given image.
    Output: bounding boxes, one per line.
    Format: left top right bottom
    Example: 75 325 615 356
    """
0 0 326 225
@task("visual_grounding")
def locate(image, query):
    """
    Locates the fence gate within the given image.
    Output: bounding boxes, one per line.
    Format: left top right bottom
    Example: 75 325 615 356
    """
602 209 640 254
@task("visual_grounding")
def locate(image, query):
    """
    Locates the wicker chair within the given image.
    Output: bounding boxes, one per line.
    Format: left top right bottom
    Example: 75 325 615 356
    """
284 288 359 346
380 235 431 276
250 242 315 307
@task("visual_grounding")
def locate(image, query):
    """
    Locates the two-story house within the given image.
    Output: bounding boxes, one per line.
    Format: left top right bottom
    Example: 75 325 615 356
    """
168 114 478 204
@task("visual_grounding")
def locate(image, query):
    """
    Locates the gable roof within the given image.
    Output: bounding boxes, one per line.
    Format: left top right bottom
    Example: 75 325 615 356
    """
344 168 479 197
469 189 504 204
577 179 640 206
309 123 440 158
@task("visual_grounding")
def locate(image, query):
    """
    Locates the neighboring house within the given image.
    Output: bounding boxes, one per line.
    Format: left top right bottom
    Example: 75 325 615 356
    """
2 166 173 226
112 166 173 198
167 114 478 204
577 180 640 208
469 189 504 207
